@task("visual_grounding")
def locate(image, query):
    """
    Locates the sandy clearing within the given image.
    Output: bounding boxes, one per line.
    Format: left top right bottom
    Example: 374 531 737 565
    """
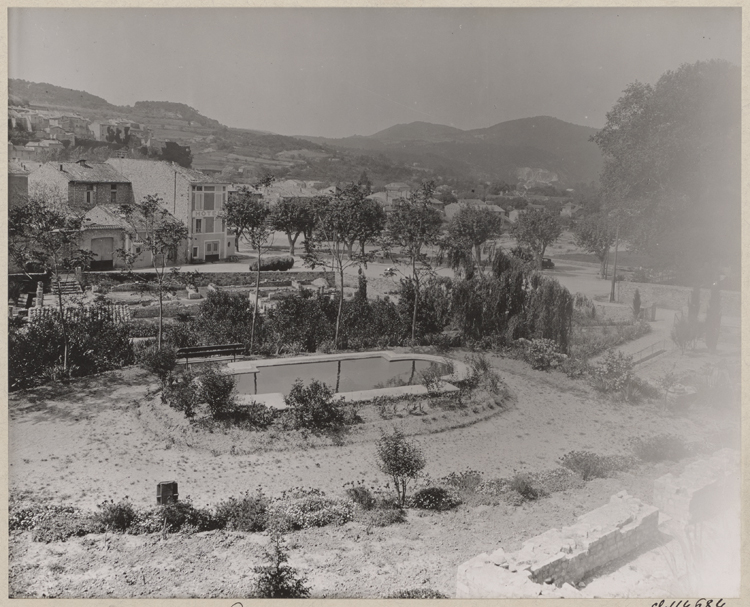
8 351 732 511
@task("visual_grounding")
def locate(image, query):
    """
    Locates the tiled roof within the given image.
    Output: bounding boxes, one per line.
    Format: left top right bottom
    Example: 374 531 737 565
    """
83 203 177 232
55 161 131 183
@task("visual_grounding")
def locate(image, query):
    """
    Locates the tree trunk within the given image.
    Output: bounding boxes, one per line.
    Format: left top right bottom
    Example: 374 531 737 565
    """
53 258 69 372
600 255 607 279
411 256 419 342
346 241 354 260
334 266 344 350
474 243 482 268
250 248 261 354
287 233 299 257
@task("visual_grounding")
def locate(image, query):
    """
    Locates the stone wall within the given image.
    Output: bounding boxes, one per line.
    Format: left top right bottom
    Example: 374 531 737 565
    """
456 492 659 598
617 281 740 318
653 448 740 526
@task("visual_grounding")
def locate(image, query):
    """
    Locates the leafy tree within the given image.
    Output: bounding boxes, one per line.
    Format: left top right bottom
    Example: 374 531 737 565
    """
446 205 504 267
269 197 316 256
223 175 274 250
265 294 331 354
574 213 615 278
384 182 444 341
376 428 425 507
511 207 562 270
193 289 257 350
353 198 387 258
9 196 94 372
302 184 375 349
592 60 740 283
251 533 310 599
160 141 193 168
118 195 189 350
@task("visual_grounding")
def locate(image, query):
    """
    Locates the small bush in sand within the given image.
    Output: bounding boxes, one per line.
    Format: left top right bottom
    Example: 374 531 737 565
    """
386 588 449 598
198 366 237 419
559 450 636 481
93 498 138 532
376 429 426 507
214 490 269 532
269 488 355 531
285 379 348 431
251 533 310 599
509 472 543 501
408 486 461 511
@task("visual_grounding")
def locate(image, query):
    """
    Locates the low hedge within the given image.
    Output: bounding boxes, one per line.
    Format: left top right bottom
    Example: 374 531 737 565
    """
249 256 295 272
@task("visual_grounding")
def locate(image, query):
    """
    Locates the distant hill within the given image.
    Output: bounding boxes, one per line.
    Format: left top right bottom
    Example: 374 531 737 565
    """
300 116 603 186
9 79 117 111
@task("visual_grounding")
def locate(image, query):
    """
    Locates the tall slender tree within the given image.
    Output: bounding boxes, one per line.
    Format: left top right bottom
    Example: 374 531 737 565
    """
384 182 444 342
118 195 188 350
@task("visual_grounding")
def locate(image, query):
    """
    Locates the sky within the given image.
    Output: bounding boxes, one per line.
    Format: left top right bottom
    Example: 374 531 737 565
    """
8 7 741 138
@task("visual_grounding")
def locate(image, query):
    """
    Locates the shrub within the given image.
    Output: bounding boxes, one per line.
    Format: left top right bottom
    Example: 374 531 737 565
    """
163 370 199 418
386 589 449 599
269 488 354 530
408 486 461 511
214 490 269 532
198 366 237 419
137 499 215 534
284 379 347 431
93 499 138 532
590 350 634 395
509 472 542 501
344 485 376 510
630 434 690 462
440 469 484 494
359 507 407 527
230 400 276 430
127 320 159 338
249 255 295 272
10 501 100 542
251 534 310 599
376 429 426 507
521 337 567 370
9 312 134 391
138 346 177 387
559 450 611 481
28 505 100 543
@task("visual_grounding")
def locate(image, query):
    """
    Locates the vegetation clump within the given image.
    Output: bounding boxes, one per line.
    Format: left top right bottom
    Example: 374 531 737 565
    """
251 533 311 599
376 429 426 507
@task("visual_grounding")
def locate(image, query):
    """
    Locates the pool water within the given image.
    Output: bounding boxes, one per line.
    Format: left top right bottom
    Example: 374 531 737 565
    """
235 357 444 396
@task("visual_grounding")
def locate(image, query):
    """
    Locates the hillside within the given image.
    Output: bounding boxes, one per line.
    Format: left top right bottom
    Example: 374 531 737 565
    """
301 116 603 186
9 79 117 111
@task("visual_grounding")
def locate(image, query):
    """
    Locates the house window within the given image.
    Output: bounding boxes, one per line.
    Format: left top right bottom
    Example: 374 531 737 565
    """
134 245 142 255
215 218 222 234
203 186 215 211
192 246 199 258
85 185 94 205
191 186 202 211
194 218 202 233
204 217 215 233
110 184 117 204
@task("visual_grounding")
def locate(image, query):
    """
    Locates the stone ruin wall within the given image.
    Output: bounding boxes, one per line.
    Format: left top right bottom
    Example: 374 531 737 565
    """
457 448 739 599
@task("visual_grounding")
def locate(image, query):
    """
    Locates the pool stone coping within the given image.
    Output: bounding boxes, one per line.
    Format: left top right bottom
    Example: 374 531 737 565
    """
227 351 470 411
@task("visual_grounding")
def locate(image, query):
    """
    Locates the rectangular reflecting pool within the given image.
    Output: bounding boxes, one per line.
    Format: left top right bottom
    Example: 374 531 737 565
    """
235 357 444 396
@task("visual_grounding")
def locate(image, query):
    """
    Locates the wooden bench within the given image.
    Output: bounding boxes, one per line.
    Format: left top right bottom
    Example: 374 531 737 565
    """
176 343 246 364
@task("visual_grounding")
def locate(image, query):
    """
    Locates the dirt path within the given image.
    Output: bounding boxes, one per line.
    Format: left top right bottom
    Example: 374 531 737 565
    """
9 355 726 511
